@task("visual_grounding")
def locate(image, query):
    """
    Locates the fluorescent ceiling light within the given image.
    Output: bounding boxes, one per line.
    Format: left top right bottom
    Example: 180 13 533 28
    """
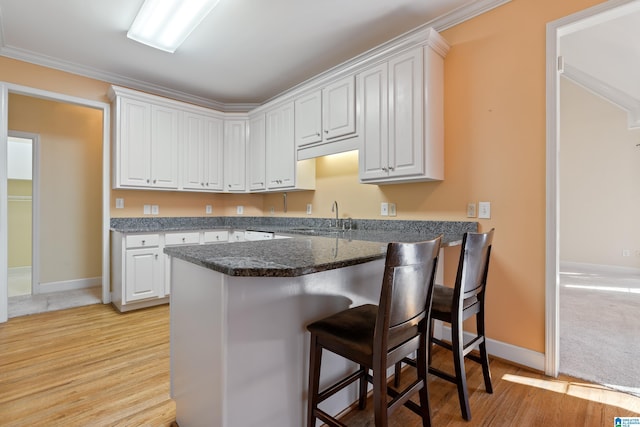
127 0 221 53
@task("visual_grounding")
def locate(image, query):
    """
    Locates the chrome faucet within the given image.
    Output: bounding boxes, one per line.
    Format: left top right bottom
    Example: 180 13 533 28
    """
331 201 339 228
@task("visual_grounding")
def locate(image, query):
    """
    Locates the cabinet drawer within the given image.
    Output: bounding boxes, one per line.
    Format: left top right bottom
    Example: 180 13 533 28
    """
125 234 160 249
165 232 200 246
203 230 230 243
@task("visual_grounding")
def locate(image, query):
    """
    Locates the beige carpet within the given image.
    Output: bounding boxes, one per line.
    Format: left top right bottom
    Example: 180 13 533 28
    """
559 263 640 397
8 287 103 318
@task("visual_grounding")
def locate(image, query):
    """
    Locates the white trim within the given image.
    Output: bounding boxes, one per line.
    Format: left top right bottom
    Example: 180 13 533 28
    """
562 64 640 129
0 83 8 323
34 277 102 294
437 325 545 372
560 260 640 276
545 0 640 378
0 0 510 112
0 82 111 323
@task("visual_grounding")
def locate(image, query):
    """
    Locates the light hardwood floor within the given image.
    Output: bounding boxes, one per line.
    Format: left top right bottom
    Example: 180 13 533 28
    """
1 304 638 426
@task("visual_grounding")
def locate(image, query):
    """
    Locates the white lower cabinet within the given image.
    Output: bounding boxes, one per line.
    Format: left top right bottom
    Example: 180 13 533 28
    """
112 232 167 312
112 229 243 312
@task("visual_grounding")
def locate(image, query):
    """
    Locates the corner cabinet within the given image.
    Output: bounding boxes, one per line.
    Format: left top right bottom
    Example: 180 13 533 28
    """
358 29 448 184
110 87 180 190
265 102 315 191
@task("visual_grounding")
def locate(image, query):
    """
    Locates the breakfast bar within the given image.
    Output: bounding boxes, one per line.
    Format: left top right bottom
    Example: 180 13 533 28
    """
164 222 475 427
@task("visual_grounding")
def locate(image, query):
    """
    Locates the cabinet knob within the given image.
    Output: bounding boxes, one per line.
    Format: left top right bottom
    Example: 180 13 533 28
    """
228 184 232 188
146 179 150 183
182 237 186 242
316 132 320 137
216 236 219 240
324 130 328 134
201 183 205 186
382 167 388 172
155 254 158 260
206 183 209 186
388 166 394 171
141 240 146 245
153 179 157 184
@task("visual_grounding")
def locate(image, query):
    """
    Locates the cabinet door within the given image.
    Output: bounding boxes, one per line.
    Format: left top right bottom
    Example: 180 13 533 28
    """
388 47 424 178
358 63 389 181
125 247 163 302
150 104 179 188
294 90 322 147
247 114 266 191
182 112 206 190
203 116 224 191
224 120 247 192
119 98 151 187
323 75 356 140
266 102 296 189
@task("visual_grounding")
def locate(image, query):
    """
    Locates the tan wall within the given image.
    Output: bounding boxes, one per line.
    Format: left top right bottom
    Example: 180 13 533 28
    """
8 94 103 283
560 79 640 268
0 0 610 353
8 179 32 268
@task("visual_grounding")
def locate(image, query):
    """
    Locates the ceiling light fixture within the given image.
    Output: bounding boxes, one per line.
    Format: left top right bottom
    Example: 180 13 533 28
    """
127 0 221 53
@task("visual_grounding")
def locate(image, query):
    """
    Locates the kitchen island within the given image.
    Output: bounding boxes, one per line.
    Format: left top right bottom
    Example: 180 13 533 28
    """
163 222 474 427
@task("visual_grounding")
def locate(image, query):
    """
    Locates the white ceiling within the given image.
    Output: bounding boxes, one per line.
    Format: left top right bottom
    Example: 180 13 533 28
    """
0 0 501 108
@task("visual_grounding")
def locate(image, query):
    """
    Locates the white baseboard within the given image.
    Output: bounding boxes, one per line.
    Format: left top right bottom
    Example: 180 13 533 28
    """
434 321 545 372
34 277 102 294
560 260 640 275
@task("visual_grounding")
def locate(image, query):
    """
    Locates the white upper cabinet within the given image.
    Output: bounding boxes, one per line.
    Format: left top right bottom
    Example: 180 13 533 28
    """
224 119 247 192
182 111 224 191
247 113 267 191
358 29 448 184
266 102 315 191
295 75 357 159
112 93 179 189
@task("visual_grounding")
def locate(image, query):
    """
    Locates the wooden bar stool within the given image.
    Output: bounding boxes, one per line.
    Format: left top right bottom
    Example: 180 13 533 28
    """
306 237 442 427
395 229 495 421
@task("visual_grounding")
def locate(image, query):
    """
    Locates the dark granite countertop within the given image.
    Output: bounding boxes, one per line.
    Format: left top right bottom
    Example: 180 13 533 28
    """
149 217 477 277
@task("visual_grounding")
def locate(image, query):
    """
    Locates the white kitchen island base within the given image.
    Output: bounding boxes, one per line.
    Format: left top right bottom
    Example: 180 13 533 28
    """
169 256 386 427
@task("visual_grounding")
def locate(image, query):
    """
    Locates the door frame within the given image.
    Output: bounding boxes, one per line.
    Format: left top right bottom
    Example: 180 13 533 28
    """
545 0 640 377
7 131 40 294
0 83 111 323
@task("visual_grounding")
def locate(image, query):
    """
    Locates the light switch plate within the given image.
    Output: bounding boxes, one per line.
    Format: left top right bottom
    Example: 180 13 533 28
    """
143 204 151 215
205 205 212 214
478 201 491 219
151 205 159 215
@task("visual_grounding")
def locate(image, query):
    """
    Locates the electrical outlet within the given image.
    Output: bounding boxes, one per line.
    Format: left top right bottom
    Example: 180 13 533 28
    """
380 202 389 216
306 203 312 215
478 201 491 219
237 205 244 215
115 198 124 209
389 203 396 217
467 203 476 218
623 249 631 257
151 205 159 215
143 204 151 215
205 205 212 214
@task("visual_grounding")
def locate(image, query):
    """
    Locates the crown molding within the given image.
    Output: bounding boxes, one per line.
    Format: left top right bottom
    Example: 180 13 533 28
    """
0 0 511 112
562 63 640 129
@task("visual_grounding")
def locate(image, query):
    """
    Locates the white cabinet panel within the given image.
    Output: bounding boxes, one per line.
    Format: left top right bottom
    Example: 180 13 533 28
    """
247 114 266 191
294 91 322 147
151 105 180 188
266 102 296 189
119 98 151 187
182 112 224 191
323 76 356 140
358 63 389 181
224 119 247 192
124 247 163 302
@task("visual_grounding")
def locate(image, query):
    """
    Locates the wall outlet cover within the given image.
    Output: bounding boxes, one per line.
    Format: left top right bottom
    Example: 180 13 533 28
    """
380 202 389 216
151 205 159 215
389 203 396 216
143 204 151 215
467 203 476 218
306 203 312 215
205 205 212 214
115 198 124 209
237 205 244 215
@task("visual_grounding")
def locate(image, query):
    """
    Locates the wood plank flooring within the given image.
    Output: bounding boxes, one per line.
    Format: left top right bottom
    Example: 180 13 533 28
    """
1 303 638 426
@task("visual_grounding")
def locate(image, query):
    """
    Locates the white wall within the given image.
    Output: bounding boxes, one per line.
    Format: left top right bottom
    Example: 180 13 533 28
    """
560 78 640 268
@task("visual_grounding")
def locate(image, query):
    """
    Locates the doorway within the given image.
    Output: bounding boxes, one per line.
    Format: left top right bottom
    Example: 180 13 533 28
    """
0 83 111 323
7 133 37 298
545 0 640 382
